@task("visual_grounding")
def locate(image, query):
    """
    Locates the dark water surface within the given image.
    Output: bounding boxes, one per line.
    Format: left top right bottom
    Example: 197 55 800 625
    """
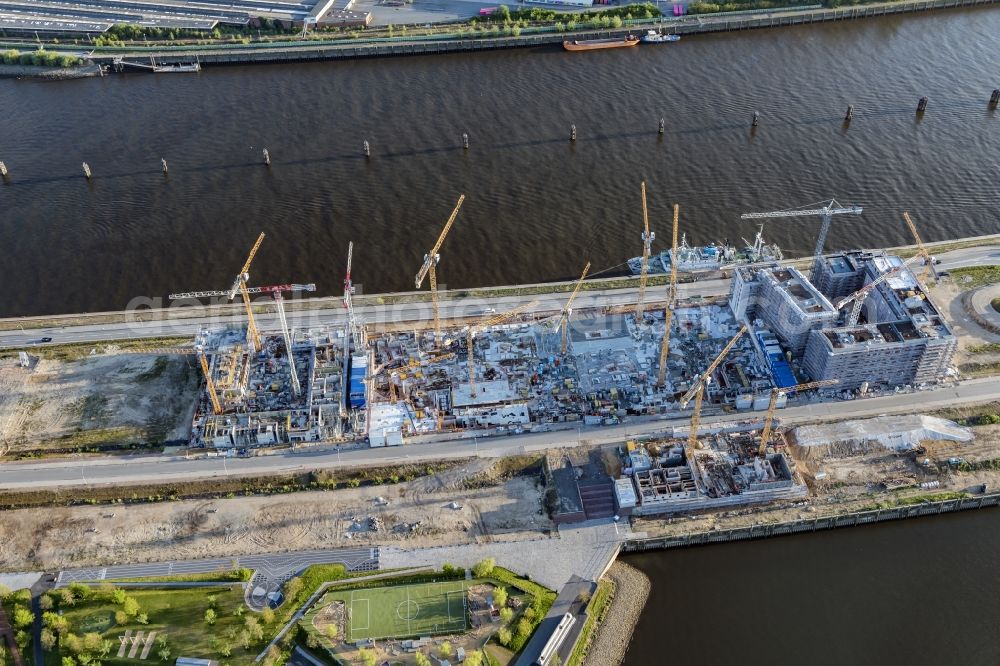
1 8 999 317
624 509 1000 665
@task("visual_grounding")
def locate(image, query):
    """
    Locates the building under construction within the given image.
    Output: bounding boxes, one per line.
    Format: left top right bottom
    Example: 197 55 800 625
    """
731 250 957 392
614 430 808 516
189 325 356 448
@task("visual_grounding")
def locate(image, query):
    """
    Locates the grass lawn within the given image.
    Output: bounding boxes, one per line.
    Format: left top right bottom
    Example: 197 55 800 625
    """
46 586 261 665
322 580 469 641
951 265 1000 289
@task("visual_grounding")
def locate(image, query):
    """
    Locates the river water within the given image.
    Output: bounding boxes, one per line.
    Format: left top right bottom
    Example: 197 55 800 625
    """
1 7 999 317
624 509 1000 665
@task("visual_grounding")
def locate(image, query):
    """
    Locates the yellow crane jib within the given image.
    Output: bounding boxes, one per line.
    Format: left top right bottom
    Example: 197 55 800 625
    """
679 323 749 408
559 262 591 356
902 211 935 284
415 194 465 289
635 182 655 321
758 378 840 456
656 203 680 388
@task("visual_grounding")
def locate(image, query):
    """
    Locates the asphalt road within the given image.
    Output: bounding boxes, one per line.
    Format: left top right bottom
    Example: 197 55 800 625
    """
0 280 729 350
57 547 378 586
1 244 994 351
2 377 997 490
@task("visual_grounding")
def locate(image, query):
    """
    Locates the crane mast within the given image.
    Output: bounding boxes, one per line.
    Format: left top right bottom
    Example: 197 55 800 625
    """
656 204 679 388
560 262 591 355
902 211 935 284
342 242 356 417
740 200 862 282
415 195 465 342
466 300 539 398
834 254 922 327
757 379 840 455
227 232 266 353
198 350 223 415
634 182 655 322
680 324 749 456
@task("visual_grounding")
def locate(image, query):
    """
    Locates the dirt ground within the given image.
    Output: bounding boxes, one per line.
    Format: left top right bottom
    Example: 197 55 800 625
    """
635 424 1000 539
0 353 198 456
926 278 1000 368
0 460 551 571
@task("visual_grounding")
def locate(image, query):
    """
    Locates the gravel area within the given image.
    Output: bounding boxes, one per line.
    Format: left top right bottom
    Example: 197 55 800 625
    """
584 560 650 666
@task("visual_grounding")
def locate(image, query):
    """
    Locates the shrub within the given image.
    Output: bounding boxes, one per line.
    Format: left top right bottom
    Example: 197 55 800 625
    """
472 557 496 578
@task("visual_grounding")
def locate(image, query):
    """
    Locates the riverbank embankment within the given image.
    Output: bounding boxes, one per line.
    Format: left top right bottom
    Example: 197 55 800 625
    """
582 562 650 666
27 0 1000 67
0 62 102 79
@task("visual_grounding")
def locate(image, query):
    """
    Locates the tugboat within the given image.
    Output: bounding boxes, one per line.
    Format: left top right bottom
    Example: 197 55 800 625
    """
640 29 680 43
563 35 640 51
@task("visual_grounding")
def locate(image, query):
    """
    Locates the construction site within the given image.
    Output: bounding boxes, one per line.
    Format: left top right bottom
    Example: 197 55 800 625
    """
160 195 961 484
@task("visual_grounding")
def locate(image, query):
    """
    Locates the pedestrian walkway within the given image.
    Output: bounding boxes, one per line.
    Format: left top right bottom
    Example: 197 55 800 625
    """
0 604 25 666
382 518 630 590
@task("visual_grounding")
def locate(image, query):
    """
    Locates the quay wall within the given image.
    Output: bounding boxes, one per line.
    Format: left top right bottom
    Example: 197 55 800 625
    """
90 0 999 66
621 492 1000 552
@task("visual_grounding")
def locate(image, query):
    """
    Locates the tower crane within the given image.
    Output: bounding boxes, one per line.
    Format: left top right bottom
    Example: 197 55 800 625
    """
833 254 922 327
656 204 680 388
465 300 539 398
740 200 862 281
342 242 358 417
558 262 591 355
229 233 266 352
679 324 749 456
902 211 936 284
170 283 317 397
634 182 655 322
198 349 224 415
415 195 465 342
757 379 840 456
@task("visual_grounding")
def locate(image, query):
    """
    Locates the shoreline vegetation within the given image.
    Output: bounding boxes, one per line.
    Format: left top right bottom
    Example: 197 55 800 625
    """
0 0 988 63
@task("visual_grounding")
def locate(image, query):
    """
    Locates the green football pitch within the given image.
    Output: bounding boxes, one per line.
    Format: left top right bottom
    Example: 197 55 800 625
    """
329 581 469 641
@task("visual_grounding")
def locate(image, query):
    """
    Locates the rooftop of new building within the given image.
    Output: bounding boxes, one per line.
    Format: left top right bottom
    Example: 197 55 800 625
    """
759 265 838 315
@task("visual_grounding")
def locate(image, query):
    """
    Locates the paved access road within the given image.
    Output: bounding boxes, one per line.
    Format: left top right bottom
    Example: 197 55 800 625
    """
2 377 997 490
57 547 378 586
0 280 729 351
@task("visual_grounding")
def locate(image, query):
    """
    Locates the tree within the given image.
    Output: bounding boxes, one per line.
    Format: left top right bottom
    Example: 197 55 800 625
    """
137 613 149 625
516 618 532 640
324 624 338 640
0 646 7 666
122 596 140 617
233 604 245 617
83 632 104 652
62 657 76 666
500 607 514 624
112 589 127 605
158 647 171 662
68 583 91 601
244 615 264 642
413 653 431 666
204 608 217 625
12 605 33 628
101 639 115 658
115 611 129 626
40 594 54 610
0 584 10 600
306 633 320 649
216 640 232 658
472 557 496 578
493 586 508 608
14 630 29 650
262 645 281 666
284 576 303 600
59 588 76 606
260 607 275 625
465 651 484 666
358 648 378 666
440 641 453 658
498 627 512 646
